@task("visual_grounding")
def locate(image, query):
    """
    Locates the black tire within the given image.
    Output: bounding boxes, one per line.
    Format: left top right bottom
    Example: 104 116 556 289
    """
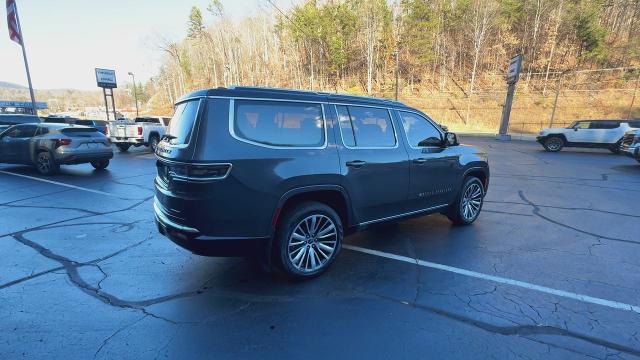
608 141 622 154
35 151 59 175
543 136 564 152
274 201 343 279
446 176 485 226
116 144 131 152
91 160 109 170
149 135 160 152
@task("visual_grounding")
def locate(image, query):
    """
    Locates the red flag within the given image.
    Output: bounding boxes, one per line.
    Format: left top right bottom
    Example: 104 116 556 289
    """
6 0 22 45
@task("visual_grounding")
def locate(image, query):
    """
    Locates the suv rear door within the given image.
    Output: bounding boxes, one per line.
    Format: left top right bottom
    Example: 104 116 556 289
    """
333 104 409 224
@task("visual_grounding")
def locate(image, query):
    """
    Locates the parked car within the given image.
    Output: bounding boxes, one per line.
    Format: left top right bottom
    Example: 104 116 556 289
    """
106 116 169 152
153 87 490 279
0 113 41 133
0 123 113 175
536 119 640 153
620 130 640 163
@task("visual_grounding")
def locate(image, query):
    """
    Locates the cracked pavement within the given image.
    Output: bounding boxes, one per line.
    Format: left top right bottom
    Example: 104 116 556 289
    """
1 138 639 359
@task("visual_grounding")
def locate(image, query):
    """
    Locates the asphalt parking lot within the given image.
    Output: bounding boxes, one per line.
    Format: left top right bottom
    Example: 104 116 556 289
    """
1 137 639 359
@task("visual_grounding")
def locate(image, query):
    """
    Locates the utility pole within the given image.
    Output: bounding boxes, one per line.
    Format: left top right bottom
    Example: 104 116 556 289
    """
128 72 139 117
393 50 399 101
549 71 567 127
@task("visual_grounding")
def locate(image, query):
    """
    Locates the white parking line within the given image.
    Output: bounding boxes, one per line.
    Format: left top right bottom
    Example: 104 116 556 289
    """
0 170 124 199
343 244 640 314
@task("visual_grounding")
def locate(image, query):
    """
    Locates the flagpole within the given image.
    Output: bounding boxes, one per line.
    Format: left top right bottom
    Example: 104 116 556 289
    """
13 2 37 115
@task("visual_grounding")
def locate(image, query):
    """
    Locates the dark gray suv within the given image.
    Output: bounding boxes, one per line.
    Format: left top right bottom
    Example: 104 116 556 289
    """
154 87 489 279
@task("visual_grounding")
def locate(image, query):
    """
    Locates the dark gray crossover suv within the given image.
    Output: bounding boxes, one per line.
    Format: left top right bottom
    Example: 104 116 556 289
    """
154 87 489 279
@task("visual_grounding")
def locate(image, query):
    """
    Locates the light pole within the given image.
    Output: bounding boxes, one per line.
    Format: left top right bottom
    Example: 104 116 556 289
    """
393 50 399 101
128 72 139 117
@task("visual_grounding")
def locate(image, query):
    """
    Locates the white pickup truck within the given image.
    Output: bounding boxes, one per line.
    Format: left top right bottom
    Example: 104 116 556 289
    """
106 116 170 152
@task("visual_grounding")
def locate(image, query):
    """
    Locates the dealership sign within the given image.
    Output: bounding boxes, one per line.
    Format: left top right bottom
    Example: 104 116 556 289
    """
95 68 117 88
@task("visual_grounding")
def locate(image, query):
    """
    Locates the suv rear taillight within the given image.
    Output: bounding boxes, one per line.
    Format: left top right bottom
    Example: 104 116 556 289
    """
157 161 231 183
54 138 72 148
137 126 142 135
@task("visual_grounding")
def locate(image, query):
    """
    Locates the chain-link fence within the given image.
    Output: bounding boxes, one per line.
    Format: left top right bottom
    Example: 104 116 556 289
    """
394 67 640 138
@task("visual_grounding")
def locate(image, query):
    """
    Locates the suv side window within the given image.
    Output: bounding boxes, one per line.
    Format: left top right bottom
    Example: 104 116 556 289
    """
398 111 442 147
590 121 618 129
233 100 324 147
575 121 591 129
6 125 38 138
336 105 395 148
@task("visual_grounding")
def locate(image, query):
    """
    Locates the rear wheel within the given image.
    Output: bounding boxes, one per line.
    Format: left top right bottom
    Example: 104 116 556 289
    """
35 151 59 175
149 135 160 152
116 144 130 152
275 202 343 279
543 136 564 152
608 140 622 154
446 177 485 226
91 160 109 170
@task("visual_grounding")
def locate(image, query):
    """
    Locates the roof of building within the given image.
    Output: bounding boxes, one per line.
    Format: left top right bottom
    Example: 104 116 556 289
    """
176 86 411 109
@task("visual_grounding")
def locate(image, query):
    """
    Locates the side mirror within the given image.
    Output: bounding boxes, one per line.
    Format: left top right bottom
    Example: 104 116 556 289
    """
573 126 579 131
444 132 459 147
418 137 444 147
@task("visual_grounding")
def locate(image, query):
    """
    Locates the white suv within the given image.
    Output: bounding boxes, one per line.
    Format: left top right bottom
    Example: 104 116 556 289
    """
536 120 640 152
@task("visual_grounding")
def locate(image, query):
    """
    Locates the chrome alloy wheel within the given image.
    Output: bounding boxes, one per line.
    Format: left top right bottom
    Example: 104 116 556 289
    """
461 182 483 221
545 137 562 151
37 152 51 173
288 214 337 273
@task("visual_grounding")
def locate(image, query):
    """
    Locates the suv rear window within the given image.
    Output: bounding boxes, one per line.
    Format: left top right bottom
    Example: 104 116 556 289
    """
74 120 94 126
233 100 324 147
61 127 99 136
167 100 200 145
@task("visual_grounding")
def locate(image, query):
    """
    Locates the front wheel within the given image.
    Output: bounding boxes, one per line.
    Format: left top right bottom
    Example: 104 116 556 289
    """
35 151 59 175
543 136 564 152
446 177 485 226
275 202 343 279
91 160 109 170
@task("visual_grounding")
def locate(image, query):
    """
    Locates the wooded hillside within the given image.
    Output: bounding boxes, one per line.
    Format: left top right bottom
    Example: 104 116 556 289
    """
147 0 640 130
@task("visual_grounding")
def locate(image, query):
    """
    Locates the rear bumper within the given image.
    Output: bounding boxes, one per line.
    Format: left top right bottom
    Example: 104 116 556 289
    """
55 150 113 164
110 137 145 144
154 198 270 257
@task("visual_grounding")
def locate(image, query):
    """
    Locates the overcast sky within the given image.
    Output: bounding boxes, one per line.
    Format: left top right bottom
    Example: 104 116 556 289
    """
1 0 292 90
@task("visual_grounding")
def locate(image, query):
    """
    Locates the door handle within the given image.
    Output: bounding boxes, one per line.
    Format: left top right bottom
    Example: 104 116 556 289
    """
346 160 366 168
413 158 428 164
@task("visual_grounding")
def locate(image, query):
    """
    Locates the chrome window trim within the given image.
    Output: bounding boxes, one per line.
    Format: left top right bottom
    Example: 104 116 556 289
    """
228 98 328 150
397 110 445 150
334 104 399 150
358 204 449 226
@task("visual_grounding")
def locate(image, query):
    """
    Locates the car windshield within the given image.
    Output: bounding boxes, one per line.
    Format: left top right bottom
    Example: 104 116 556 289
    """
166 100 199 145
